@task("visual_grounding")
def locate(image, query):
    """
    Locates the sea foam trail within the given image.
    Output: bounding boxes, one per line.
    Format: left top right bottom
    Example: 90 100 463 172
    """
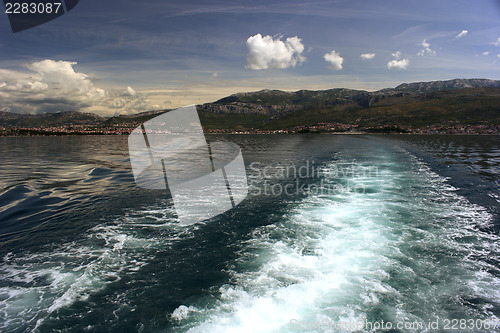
0 205 177 332
172 147 500 333
1 137 499 332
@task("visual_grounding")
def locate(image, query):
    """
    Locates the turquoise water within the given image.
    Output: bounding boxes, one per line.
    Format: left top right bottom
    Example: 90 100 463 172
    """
0 135 499 332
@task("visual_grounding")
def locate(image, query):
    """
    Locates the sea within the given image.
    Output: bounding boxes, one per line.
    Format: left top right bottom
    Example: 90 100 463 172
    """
0 134 499 333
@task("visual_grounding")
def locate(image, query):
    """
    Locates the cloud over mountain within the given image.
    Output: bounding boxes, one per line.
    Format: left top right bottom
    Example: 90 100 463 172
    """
0 60 156 115
324 50 344 70
387 51 409 70
246 34 306 70
417 40 436 56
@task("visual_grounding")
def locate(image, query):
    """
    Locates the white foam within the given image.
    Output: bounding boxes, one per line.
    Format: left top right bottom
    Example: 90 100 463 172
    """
0 203 182 332
180 152 500 332
171 305 200 322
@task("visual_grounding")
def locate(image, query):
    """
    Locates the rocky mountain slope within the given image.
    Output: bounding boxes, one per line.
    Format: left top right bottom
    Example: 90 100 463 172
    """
0 111 105 128
197 79 500 130
1 79 499 131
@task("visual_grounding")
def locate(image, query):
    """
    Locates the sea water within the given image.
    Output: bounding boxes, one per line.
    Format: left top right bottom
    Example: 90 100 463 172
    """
0 134 498 332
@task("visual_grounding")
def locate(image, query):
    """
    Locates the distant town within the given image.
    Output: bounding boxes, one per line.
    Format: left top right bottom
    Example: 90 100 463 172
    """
1 122 498 136
1 79 499 136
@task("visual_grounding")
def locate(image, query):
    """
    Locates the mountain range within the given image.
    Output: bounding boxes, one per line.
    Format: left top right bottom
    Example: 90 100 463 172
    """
197 78 500 130
0 111 105 128
1 79 500 132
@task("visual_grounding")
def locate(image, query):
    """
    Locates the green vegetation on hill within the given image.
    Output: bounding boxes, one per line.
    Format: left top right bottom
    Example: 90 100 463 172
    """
103 110 168 125
0 111 104 128
197 113 270 130
198 86 500 130
1 79 499 134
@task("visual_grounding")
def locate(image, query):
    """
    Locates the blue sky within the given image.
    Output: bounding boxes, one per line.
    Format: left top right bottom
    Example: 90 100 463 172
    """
1 0 500 115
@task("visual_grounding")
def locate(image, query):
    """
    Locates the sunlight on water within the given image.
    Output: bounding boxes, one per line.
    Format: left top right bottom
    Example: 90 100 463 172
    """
171 148 500 333
0 135 499 332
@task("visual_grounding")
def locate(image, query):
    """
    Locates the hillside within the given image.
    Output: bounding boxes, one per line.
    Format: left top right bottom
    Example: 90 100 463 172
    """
197 79 500 131
394 78 500 93
0 111 105 128
103 110 169 126
1 79 499 134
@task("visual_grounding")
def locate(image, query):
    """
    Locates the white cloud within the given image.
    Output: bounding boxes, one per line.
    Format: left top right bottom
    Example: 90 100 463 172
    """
324 50 344 70
490 37 500 47
387 51 409 69
498 54 500 59
360 53 376 60
417 40 436 56
0 60 156 115
387 59 409 69
455 30 468 39
211 72 218 78
246 33 306 70
483 51 490 56
126 86 136 96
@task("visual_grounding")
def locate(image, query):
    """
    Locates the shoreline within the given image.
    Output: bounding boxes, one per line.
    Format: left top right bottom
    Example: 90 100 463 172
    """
0 131 499 137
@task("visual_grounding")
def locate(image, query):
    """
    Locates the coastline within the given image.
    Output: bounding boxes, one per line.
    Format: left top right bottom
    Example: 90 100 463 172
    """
1 131 498 137
1 125 499 137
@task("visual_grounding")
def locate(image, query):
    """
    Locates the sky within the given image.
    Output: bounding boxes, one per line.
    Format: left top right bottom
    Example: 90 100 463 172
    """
0 0 500 115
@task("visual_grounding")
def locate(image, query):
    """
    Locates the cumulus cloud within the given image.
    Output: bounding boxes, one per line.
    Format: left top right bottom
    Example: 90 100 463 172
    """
246 33 306 70
387 51 409 70
417 40 436 56
360 53 376 60
99 86 154 114
324 50 344 70
387 59 409 69
0 60 105 114
0 60 156 115
455 30 468 39
126 86 136 96
490 37 500 47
